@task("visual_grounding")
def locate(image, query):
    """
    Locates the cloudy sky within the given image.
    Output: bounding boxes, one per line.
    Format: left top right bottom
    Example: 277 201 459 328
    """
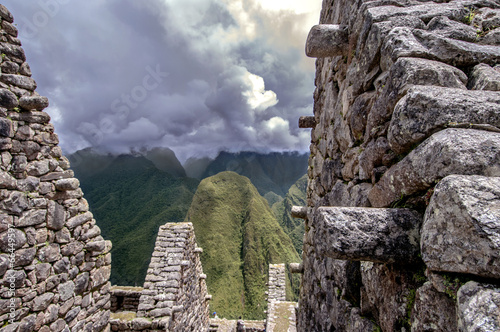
4 0 320 162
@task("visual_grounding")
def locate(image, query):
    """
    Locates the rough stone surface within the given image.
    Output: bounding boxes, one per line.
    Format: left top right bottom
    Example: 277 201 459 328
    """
369 129 500 208
421 175 500 278
457 281 500 332
388 86 500 154
314 207 421 263
411 282 458 332
469 63 500 90
0 6 111 331
306 24 348 58
299 0 500 330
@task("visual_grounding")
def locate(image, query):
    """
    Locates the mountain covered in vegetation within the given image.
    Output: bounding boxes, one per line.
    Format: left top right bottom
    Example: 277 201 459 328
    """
70 148 307 298
184 171 301 320
272 174 308 254
70 150 199 286
186 151 309 198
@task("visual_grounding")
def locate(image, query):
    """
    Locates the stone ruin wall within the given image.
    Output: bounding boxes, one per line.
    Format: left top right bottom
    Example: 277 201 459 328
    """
299 0 500 331
0 5 213 332
0 4 112 332
87 223 211 332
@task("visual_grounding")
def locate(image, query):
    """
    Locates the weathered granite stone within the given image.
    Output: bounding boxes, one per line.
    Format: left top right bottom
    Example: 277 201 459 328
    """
388 86 500 154
18 95 49 111
1 60 19 74
0 4 14 23
91 266 111 289
58 281 75 301
9 111 50 124
366 57 467 140
0 254 8 277
426 15 478 42
314 207 421 263
306 24 349 57
35 263 51 282
298 116 316 128
369 129 500 208
421 175 500 278
0 88 18 110
468 63 500 91
361 261 417 332
54 178 80 191
66 212 92 229
411 282 458 332
38 243 61 263
18 314 36 332
0 227 26 251
457 281 500 332
0 170 16 188
14 247 36 267
33 292 55 311
0 74 36 91
74 272 89 295
15 209 47 227
47 200 65 230
381 27 500 70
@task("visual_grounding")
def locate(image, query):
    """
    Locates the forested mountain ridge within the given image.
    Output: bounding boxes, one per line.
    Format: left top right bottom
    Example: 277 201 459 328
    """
184 171 301 319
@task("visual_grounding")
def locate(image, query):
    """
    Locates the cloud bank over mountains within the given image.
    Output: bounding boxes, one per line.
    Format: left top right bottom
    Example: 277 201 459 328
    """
4 0 320 161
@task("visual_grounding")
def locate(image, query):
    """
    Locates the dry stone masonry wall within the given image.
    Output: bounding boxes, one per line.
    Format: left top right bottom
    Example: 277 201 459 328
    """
0 4 112 332
110 222 210 332
299 0 500 331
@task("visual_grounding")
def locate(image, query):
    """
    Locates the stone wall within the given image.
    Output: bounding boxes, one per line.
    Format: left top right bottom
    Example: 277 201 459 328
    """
267 264 286 303
299 0 500 331
110 222 210 332
110 287 143 312
0 4 112 332
265 264 297 332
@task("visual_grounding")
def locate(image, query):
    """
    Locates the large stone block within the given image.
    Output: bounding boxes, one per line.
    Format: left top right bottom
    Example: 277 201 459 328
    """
313 207 421 263
305 25 348 58
468 63 500 91
421 175 500 278
457 281 500 332
369 129 500 208
366 57 467 140
411 282 458 332
382 27 500 70
388 86 500 154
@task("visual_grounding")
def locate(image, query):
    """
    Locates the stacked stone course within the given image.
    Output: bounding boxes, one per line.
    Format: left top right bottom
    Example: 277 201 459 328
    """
0 4 111 331
110 222 210 332
299 0 500 331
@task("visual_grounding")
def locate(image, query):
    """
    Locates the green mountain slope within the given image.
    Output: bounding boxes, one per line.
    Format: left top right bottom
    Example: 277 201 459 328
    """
197 151 309 198
184 171 300 319
72 153 199 286
272 174 308 254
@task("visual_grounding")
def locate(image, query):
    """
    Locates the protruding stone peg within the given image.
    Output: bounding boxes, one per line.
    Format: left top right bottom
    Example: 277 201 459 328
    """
173 305 183 313
194 247 203 253
289 263 304 274
299 116 316 129
199 274 207 280
205 295 213 301
291 206 307 219
305 24 348 58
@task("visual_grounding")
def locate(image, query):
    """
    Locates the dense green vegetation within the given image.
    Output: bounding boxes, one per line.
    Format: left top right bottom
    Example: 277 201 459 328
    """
71 148 307 310
72 152 199 286
272 174 308 254
185 171 301 320
197 151 309 198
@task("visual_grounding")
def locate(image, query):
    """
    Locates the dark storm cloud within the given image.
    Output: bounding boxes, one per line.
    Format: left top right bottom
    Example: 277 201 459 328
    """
2 0 318 162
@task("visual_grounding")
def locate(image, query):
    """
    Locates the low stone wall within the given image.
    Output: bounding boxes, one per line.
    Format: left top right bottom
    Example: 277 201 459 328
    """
299 0 500 331
0 4 111 331
110 286 143 313
110 222 210 332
